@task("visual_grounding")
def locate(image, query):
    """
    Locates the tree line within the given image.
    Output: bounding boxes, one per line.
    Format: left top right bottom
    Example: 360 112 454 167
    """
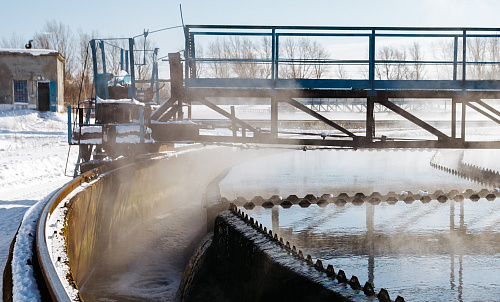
198 35 500 82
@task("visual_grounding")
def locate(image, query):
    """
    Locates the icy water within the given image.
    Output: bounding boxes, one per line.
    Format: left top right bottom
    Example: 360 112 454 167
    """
220 150 500 302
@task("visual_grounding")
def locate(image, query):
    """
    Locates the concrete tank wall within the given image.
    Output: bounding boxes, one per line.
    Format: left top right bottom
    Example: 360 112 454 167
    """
62 146 267 298
178 210 371 302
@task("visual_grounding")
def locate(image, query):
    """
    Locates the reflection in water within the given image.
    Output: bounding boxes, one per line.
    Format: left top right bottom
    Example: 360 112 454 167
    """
244 199 500 301
366 203 374 285
221 150 500 301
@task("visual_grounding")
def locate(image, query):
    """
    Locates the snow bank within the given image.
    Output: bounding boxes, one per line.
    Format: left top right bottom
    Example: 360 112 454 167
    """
11 192 57 302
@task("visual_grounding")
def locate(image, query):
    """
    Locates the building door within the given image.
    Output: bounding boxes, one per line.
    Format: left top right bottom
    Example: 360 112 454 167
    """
49 81 57 112
37 82 50 111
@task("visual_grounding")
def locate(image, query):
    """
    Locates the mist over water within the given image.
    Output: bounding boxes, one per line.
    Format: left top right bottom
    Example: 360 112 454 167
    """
221 149 500 301
220 150 487 199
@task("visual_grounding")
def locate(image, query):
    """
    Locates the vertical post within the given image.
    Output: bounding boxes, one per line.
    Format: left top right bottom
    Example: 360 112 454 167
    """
231 106 237 137
271 28 276 81
366 96 375 142
149 48 160 104
120 49 124 71
78 107 83 126
184 27 190 94
151 48 158 93
129 38 136 99
462 30 467 90
191 34 197 78
100 40 109 99
90 40 99 99
275 34 280 81
453 36 458 81
85 102 92 124
461 100 466 141
366 29 376 142
67 105 72 143
139 106 144 143
169 53 183 121
271 95 278 138
452 98 457 139
271 28 278 138
155 61 160 104
368 29 376 96
125 50 129 73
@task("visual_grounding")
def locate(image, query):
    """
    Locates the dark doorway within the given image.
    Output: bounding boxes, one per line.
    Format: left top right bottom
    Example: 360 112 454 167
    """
38 82 50 111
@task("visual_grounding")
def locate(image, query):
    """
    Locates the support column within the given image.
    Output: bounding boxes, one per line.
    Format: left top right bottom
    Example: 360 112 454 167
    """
461 100 466 141
366 96 375 141
452 98 457 139
90 40 99 98
231 106 237 137
271 94 278 138
128 38 136 99
169 53 183 120
453 37 458 81
100 40 109 99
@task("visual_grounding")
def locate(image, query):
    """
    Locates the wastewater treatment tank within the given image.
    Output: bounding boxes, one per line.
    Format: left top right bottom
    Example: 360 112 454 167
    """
218 149 500 302
18 146 500 302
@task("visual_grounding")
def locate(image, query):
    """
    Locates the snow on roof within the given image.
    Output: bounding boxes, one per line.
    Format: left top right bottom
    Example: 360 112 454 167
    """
96 96 144 105
0 48 59 56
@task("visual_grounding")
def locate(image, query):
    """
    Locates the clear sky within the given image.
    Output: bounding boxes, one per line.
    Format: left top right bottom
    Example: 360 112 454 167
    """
2 0 500 67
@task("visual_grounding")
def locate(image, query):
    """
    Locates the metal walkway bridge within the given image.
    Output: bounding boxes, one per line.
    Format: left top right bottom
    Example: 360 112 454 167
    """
149 25 500 149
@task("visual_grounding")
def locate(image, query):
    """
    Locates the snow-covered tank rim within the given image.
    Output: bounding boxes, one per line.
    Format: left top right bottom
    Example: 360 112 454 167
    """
35 151 178 301
36 170 94 301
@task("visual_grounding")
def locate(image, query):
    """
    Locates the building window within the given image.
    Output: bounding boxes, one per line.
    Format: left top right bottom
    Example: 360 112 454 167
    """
14 80 28 103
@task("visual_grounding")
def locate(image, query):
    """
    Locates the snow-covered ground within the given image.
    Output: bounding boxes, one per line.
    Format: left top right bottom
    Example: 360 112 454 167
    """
0 110 78 295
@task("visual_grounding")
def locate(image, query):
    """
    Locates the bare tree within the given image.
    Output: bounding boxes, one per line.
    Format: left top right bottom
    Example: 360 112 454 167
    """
335 64 348 79
487 37 500 79
256 36 273 79
194 43 204 78
467 37 487 80
219 36 258 78
280 38 329 79
409 42 426 80
33 20 75 75
207 37 231 78
133 37 156 81
73 29 100 104
376 46 410 80
0 32 27 48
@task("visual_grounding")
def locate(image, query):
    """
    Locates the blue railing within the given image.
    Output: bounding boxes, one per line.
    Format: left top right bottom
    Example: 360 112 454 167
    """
184 25 500 92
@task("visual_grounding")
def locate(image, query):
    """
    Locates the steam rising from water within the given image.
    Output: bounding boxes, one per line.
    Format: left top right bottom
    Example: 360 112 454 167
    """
79 147 270 301
222 149 500 301
220 150 488 199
